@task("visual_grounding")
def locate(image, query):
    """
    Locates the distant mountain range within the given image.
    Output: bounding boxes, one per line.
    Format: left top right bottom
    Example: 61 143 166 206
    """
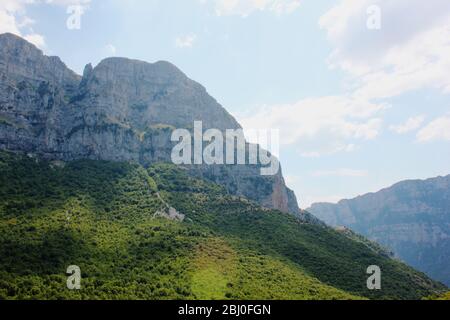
308 175 450 286
0 151 446 299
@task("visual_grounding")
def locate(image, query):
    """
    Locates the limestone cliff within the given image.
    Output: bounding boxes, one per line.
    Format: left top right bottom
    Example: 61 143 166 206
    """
308 175 450 286
0 33 303 217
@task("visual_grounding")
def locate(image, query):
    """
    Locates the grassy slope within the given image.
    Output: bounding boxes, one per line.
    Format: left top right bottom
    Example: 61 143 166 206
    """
0 152 445 300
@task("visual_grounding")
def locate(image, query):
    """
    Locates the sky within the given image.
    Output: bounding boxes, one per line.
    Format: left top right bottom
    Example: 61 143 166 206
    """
1 0 450 208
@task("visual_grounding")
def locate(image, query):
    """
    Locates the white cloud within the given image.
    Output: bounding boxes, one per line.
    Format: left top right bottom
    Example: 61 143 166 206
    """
23 33 45 48
284 175 298 188
0 1 45 48
390 116 425 134
201 0 301 17
320 0 450 100
417 114 450 142
0 0 92 49
0 9 21 35
0 1 27 35
105 43 116 55
175 34 197 48
44 0 91 5
281 0 450 158
238 95 385 156
17 15 35 28
0 0 25 12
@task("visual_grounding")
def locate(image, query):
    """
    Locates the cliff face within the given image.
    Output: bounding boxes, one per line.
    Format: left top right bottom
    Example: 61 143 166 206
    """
0 33 302 217
307 175 450 286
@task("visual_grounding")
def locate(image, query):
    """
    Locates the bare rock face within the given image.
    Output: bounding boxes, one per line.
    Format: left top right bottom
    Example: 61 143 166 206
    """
307 175 450 286
0 33 80 91
76 57 241 131
0 33 303 217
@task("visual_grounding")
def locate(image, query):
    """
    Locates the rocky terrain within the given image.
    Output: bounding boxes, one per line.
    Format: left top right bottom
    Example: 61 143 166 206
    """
0 33 303 218
308 175 450 286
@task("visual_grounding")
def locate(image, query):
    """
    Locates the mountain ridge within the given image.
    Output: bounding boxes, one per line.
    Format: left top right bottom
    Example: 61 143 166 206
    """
0 32 301 217
308 174 450 286
313 174 450 207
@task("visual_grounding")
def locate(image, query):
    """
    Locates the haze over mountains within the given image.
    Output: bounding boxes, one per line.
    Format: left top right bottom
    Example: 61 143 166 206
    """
308 175 450 286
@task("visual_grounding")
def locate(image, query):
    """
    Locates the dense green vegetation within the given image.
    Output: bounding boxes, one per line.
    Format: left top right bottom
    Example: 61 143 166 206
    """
425 292 450 300
0 152 446 300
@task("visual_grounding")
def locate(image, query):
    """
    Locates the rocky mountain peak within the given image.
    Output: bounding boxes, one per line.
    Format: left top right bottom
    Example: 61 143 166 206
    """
82 63 93 78
94 57 187 80
76 56 240 131
0 33 80 92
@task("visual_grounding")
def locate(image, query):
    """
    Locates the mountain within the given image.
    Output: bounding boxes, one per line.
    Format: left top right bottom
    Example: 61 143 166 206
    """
0 151 446 299
308 175 450 286
0 33 447 300
0 32 301 218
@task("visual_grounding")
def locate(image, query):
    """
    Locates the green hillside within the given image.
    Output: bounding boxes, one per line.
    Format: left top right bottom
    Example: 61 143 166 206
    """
0 151 446 300
425 292 450 300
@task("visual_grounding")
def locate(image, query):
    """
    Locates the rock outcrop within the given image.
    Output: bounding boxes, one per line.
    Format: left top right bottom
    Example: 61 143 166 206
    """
0 33 303 217
307 175 450 286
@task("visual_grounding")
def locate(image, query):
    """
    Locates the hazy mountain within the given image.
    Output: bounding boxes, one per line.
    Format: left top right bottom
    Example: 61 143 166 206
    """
0 33 301 218
308 175 450 286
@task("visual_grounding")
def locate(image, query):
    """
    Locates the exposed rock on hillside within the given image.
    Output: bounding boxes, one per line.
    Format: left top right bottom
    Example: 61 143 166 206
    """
0 33 303 217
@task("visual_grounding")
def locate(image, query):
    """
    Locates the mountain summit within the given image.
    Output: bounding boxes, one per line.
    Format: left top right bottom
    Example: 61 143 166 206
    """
0 33 301 217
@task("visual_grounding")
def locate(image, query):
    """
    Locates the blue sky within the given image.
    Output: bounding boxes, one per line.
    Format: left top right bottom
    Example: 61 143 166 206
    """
1 0 450 207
